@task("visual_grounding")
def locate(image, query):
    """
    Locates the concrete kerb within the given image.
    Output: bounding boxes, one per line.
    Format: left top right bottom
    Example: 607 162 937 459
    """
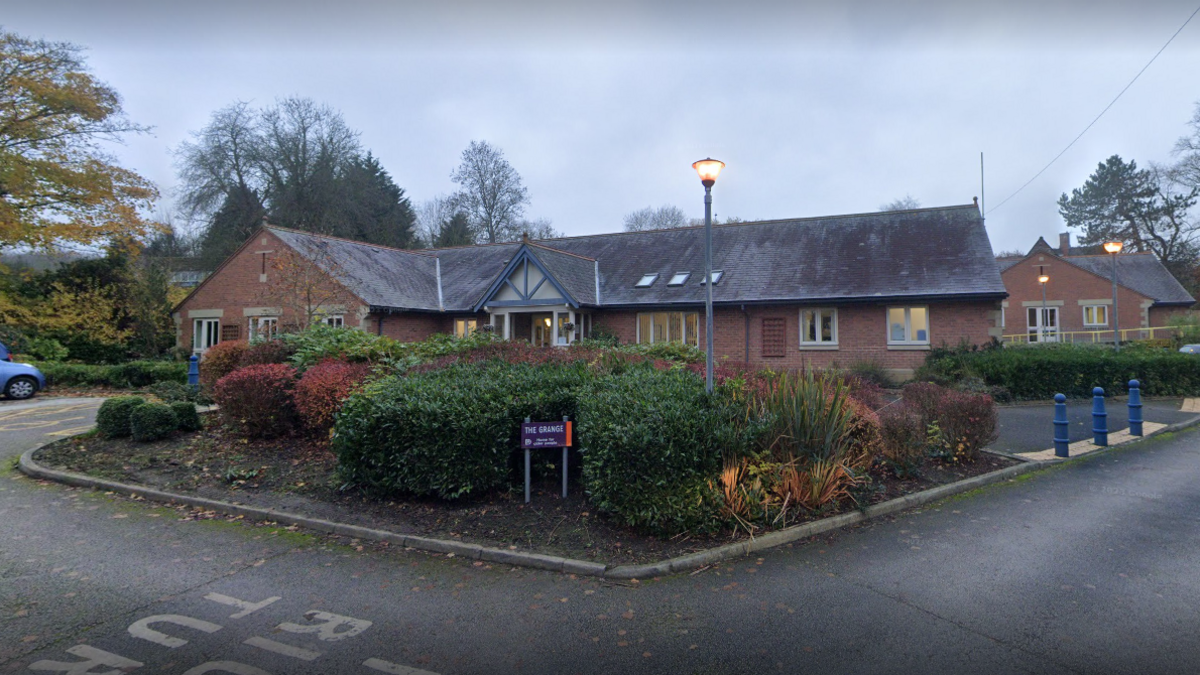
19 435 1052 580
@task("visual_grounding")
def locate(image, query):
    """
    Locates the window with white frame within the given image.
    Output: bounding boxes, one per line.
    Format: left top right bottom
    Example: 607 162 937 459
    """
887 306 929 345
455 318 477 338
193 319 220 352
250 316 278 340
800 308 838 346
324 315 344 328
637 311 699 346
1083 305 1108 326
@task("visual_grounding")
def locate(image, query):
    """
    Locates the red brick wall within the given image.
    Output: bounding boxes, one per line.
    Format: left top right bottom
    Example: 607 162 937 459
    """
1001 254 1151 336
175 230 369 352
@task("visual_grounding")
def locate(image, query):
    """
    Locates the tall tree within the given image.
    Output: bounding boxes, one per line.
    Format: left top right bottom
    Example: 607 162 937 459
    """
0 29 159 251
879 195 921 211
257 247 357 331
449 140 529 244
624 205 687 232
197 184 265 270
1173 101 1200 189
434 212 475 248
1058 155 1199 281
516 217 561 240
415 195 457 247
331 153 416 249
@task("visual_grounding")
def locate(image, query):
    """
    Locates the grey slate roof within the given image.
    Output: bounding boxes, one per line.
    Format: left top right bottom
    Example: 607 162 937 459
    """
266 203 1006 312
1069 253 1195 305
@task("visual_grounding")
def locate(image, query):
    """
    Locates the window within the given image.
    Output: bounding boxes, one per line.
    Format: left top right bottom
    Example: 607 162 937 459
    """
762 318 786 357
800 308 838 346
221 324 240 342
455 318 477 338
324 315 345 328
193 319 220 353
699 270 724 285
635 273 659 288
1083 305 1108 326
637 312 699 346
556 312 575 345
668 272 690 286
887 307 929 345
250 317 278 340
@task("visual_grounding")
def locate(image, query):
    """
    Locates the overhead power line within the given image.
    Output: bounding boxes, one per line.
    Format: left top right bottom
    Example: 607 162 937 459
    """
987 4 1200 216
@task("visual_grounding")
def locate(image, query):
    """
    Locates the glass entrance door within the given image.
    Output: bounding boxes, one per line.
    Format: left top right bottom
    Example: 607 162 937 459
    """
531 313 553 347
1027 306 1059 343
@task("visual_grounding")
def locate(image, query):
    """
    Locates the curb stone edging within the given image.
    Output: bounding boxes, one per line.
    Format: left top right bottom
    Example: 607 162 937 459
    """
21 440 1044 580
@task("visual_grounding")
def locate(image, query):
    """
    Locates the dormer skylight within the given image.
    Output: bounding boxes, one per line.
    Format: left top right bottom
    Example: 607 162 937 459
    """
700 270 724 285
668 272 690 286
635 273 659 288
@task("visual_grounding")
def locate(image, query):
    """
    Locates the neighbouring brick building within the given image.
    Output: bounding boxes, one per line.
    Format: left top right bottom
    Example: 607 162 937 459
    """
997 233 1196 343
174 203 1008 380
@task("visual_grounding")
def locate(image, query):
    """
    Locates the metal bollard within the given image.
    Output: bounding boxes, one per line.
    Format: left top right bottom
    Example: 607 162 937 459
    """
1054 393 1070 457
1092 387 1108 446
188 355 200 392
1128 379 1143 436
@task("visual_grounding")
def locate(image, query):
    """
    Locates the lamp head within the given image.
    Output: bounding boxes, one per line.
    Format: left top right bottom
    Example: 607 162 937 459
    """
1103 241 1123 254
692 158 725 188
1038 275 1049 284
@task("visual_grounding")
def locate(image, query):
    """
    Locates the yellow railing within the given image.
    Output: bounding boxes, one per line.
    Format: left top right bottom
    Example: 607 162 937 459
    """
1001 326 1182 345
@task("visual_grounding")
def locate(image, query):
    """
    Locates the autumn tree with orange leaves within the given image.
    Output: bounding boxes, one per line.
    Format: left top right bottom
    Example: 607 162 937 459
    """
257 247 358 332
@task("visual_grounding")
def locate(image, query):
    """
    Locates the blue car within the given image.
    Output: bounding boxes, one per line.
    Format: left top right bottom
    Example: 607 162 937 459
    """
0 342 45 400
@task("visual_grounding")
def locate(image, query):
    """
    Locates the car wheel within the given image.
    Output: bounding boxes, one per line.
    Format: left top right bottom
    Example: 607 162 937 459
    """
5 376 37 400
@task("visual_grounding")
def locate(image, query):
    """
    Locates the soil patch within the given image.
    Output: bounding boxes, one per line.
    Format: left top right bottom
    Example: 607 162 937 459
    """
35 417 1019 566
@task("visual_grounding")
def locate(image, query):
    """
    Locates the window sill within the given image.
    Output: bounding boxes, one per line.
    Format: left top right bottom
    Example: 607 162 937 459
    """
887 343 931 351
798 344 839 351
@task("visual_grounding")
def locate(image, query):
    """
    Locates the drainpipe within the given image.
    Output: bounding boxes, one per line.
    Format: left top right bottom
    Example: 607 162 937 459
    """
742 304 749 364
377 314 384 336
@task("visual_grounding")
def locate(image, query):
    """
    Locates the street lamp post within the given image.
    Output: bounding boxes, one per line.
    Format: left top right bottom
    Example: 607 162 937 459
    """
692 158 725 394
1038 272 1049 344
1104 241 1123 351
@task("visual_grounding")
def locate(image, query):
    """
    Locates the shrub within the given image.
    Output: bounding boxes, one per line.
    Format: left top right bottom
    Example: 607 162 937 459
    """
934 390 998 462
148 380 193 403
281 324 406 370
901 381 945 429
755 371 858 465
294 360 373 433
37 361 186 389
577 367 748 535
334 362 586 500
170 401 202 432
849 360 892 388
130 403 178 442
95 396 147 438
241 339 297 366
199 342 247 390
878 408 925 476
213 364 299 438
25 336 69 362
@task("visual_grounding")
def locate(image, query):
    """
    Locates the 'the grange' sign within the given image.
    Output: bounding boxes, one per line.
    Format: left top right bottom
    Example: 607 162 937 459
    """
521 420 573 448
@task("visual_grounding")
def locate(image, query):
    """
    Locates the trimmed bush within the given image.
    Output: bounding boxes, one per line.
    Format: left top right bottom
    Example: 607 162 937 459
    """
294 360 373 433
879 408 926 470
213 364 299 438
199 342 247 390
935 390 998 461
37 361 186 389
241 339 297 366
130 403 178 442
96 396 147 438
577 367 748 535
334 361 587 499
148 380 193 403
170 401 202 432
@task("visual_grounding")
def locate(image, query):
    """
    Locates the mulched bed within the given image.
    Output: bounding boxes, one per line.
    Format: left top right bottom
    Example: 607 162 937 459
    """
35 416 1018 566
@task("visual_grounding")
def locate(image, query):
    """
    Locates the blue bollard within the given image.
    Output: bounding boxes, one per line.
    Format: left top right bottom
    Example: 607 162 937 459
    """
1092 387 1108 446
188 355 200 392
1128 379 1143 437
1054 393 1070 457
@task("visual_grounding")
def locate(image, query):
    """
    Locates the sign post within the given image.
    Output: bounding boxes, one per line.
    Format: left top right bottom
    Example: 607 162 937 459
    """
521 416 573 504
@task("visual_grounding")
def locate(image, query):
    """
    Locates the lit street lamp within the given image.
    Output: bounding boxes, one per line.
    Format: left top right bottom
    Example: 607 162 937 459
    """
692 157 725 394
1104 241 1123 351
1038 272 1050 344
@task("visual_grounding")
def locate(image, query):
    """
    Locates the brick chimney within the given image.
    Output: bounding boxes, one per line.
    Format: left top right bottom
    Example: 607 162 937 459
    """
1059 232 1070 256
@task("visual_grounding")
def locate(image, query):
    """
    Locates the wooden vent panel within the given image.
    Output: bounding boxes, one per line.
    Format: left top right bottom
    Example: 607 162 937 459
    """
762 317 786 358
221 324 241 342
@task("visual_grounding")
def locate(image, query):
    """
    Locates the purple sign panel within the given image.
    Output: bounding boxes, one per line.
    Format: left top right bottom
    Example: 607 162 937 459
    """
521 421 573 449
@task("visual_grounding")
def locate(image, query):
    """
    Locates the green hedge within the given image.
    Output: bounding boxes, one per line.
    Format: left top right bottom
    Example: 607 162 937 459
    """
576 368 749 535
170 401 202 432
333 362 587 499
923 344 1200 399
130 403 178 442
37 361 187 389
96 396 147 438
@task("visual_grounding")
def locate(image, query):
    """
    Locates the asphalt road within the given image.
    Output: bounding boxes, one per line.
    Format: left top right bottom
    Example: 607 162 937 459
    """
993 398 1198 454
4 399 1200 674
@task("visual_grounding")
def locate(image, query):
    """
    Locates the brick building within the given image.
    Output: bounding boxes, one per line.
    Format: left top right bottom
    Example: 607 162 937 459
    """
174 203 1007 380
997 233 1195 343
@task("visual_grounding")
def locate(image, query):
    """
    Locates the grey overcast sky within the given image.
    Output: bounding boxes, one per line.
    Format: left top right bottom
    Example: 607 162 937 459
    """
4 0 1200 254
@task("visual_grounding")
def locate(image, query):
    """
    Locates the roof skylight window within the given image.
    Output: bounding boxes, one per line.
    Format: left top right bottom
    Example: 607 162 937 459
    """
668 272 690 286
700 270 724 285
635 273 659 288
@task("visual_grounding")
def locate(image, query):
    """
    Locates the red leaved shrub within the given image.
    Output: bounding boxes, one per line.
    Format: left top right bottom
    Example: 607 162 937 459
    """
935 389 998 461
241 339 297 367
901 381 946 428
294 360 373 433
199 341 247 390
213 363 299 438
